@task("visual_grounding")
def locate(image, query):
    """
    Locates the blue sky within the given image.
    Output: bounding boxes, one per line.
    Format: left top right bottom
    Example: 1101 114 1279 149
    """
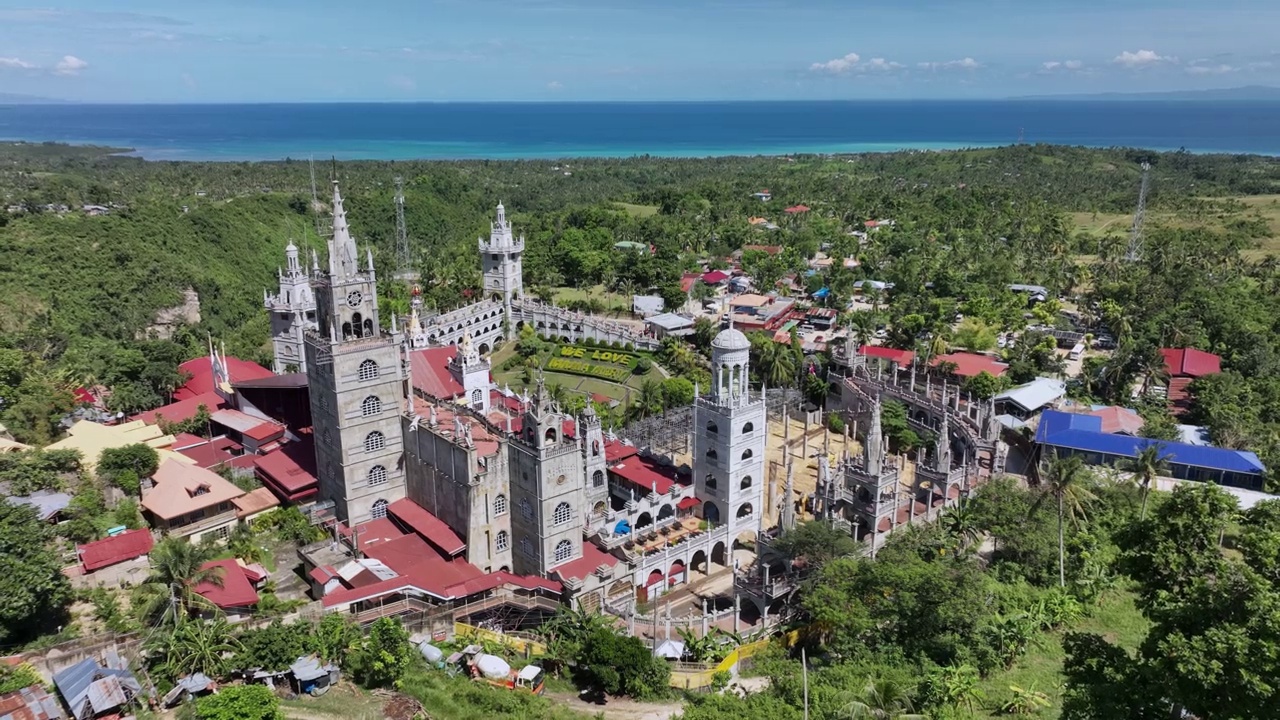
0 0 1277 102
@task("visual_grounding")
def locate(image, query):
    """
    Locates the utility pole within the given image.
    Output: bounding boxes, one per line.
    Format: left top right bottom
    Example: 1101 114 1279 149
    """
801 648 810 720
1125 161 1152 262
394 176 416 282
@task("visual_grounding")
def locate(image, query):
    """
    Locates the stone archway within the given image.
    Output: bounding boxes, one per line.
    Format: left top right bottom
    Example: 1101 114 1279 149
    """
657 504 674 522
736 502 754 520
711 541 728 566
702 501 721 525
636 512 653 530
691 549 708 574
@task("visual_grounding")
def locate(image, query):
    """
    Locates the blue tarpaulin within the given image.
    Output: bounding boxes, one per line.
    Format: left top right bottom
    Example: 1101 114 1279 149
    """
812 287 830 299
613 519 631 535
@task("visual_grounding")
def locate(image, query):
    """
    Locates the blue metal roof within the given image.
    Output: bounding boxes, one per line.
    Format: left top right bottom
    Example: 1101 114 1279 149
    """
1036 410 1265 475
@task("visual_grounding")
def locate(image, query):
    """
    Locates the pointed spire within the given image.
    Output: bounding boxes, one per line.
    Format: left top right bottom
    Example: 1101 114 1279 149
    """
935 411 951 473
311 248 320 274
329 180 358 277
366 246 375 273
781 460 796 531
865 393 883 476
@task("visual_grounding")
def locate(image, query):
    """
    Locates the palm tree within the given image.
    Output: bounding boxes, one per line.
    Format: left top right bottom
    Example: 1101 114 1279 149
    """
941 497 982 554
227 523 268 566
150 617 241 678
841 676 925 720
924 663 984 717
139 538 222 627
627 379 664 422
1033 453 1097 587
1120 442 1170 520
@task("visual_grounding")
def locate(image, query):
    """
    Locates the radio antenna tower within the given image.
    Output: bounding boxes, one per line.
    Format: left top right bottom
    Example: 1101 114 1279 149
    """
393 176 414 281
308 156 333 247
1125 161 1152 262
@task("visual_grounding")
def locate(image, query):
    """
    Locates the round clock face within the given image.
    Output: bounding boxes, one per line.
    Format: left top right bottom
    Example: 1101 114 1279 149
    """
346 291 363 308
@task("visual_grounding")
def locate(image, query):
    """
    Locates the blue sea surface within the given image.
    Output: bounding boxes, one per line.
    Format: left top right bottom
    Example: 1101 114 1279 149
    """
1 100 1278 161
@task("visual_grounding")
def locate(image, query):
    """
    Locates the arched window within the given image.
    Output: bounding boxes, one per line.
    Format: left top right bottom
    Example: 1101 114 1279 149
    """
471 389 483 405
545 428 557 444
363 318 373 337
368 465 388 486
358 359 379 381
741 449 754 461
495 531 509 552
742 422 754 434
553 502 572 526
351 312 364 338
364 431 386 453
361 395 381 417
554 539 573 563
705 449 718 462
520 498 533 520
371 499 389 520
494 494 508 516
740 475 753 490
592 470 604 488
520 538 532 556
705 473 718 490
592 440 600 457
706 421 719 435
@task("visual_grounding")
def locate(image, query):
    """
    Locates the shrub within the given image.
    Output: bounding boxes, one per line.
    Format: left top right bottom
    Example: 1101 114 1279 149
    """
633 357 653 375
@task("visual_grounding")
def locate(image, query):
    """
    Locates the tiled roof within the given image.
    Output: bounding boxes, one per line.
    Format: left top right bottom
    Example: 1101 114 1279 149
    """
410 346 465 400
141 459 244 521
1161 348 1222 378
388 498 466 556
78 528 154 572
192 559 259 609
932 352 1008 378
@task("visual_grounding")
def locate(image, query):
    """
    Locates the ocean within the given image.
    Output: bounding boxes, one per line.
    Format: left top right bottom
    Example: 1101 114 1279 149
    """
1 100 1279 161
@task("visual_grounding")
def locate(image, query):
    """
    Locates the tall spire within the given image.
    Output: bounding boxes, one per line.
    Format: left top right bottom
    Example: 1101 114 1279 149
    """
328 180 359 277
865 393 883 476
934 411 952 473
781 460 796 532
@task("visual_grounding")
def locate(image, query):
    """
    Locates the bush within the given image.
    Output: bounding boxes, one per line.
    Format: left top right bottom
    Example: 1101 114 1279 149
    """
195 684 284 720
633 357 653 375
98 444 159 486
826 412 845 433
349 617 412 689
576 626 670 699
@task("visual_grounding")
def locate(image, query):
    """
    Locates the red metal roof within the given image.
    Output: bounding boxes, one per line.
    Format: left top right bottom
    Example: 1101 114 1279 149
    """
1086 406 1145 435
701 270 729 284
77 528 154 572
173 356 272 401
680 274 700 293
551 541 619 583
1161 348 1221 378
410 346 465 400
860 345 916 366
254 438 318 502
784 204 810 214
132 391 228 425
932 352 1008 378
176 442 235 470
677 496 700 510
73 387 96 405
388 498 466 556
192 559 260 609
170 433 207 449
604 439 638 464
609 455 685 496
0 684 61 720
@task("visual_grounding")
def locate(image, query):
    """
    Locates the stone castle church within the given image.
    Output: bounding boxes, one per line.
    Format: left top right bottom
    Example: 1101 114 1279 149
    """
266 182 766 605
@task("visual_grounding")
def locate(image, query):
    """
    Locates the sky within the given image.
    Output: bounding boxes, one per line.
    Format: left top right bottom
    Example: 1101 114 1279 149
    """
0 0 1277 103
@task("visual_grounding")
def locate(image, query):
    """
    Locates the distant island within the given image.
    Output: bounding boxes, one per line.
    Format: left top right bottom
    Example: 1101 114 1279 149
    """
1018 85 1280 102
0 92 69 105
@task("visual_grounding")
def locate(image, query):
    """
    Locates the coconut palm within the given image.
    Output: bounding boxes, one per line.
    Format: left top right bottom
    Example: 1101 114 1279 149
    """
227 523 269 566
841 676 925 720
1120 442 1171 520
941 497 982 553
150 617 241 678
139 537 223 628
1033 453 1097 587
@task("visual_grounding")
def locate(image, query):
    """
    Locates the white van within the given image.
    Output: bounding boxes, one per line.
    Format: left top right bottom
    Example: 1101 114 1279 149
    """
1069 342 1085 361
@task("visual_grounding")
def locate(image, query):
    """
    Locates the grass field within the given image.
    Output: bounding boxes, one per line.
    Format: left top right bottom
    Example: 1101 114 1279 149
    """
975 589 1150 719
489 343 662 406
614 201 659 217
551 285 634 314
1071 193 1280 259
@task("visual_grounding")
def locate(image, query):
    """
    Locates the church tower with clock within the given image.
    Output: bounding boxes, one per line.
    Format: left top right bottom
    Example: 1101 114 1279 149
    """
304 181 407 524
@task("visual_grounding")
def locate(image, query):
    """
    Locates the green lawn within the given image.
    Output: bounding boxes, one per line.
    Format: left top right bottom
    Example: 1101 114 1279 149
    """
614 201 659 217
490 340 663 406
551 285 633 314
975 589 1150 719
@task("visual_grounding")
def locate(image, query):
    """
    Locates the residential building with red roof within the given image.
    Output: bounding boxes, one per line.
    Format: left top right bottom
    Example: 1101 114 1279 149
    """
192 559 261 616
141 459 245 543
1160 347 1222 415
701 270 730 285
172 355 273 401
254 435 318 503
859 345 916 367
77 528 154 573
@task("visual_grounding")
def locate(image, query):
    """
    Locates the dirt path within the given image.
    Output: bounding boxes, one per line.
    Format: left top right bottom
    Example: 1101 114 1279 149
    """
546 691 686 720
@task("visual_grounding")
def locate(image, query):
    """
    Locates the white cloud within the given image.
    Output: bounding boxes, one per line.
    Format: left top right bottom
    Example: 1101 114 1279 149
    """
131 30 178 41
862 58 904 71
810 52 860 74
546 80 563 91
918 57 982 71
1113 49 1175 68
1041 59 1084 73
1186 63 1237 75
0 57 37 69
53 55 88 75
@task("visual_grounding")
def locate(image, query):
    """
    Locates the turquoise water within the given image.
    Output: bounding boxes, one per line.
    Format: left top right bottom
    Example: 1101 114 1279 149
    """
2 100 1278 160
